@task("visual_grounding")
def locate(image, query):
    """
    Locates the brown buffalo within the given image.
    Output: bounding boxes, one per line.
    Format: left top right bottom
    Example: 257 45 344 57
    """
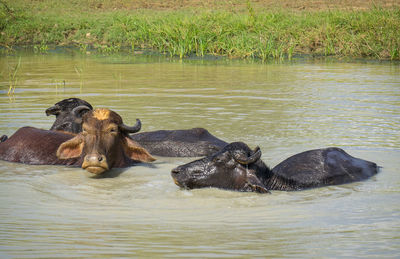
0 108 155 175
0 127 78 166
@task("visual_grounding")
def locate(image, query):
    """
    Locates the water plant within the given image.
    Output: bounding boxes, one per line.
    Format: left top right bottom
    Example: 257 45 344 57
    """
33 40 49 54
79 43 89 53
51 79 66 94
112 71 123 92
7 56 21 95
74 66 84 91
130 41 135 53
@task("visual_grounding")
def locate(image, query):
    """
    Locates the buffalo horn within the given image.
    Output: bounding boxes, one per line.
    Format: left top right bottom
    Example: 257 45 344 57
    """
233 146 262 165
119 119 141 133
72 105 91 125
72 105 91 118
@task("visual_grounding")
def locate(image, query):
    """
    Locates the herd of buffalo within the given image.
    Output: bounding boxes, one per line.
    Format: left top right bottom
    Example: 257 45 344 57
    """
0 98 379 193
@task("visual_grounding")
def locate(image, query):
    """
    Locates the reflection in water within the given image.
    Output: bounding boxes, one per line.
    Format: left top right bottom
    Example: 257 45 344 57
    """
0 52 399 257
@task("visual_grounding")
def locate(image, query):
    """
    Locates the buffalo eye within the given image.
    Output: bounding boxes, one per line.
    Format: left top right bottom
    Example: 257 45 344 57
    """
213 157 223 163
212 152 232 164
109 127 118 134
212 155 225 164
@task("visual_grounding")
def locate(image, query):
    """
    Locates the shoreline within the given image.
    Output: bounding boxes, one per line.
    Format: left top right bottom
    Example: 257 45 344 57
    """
2 45 399 64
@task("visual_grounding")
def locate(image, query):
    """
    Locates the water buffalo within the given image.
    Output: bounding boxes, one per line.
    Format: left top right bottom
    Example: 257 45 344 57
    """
130 128 227 157
45 98 228 157
0 108 155 175
46 98 93 133
171 142 379 193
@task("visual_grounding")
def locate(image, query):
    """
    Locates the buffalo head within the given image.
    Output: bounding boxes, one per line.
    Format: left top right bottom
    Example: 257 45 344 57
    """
46 98 93 133
171 142 270 193
56 108 155 174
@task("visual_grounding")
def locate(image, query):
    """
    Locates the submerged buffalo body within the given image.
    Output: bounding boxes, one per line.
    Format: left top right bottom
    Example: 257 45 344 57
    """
0 127 79 166
130 128 228 157
171 142 378 193
0 108 155 174
46 98 227 157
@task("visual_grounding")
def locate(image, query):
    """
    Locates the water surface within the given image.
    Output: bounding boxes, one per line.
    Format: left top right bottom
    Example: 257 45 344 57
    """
0 52 399 258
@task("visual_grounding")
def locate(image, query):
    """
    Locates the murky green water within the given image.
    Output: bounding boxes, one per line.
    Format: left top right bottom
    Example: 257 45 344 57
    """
0 51 399 258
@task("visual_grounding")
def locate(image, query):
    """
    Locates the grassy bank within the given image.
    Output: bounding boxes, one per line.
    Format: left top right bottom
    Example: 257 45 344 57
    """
1 0 399 60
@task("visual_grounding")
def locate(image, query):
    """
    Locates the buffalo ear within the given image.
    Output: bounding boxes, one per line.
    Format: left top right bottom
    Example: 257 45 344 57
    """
123 137 156 163
57 135 84 159
244 173 270 194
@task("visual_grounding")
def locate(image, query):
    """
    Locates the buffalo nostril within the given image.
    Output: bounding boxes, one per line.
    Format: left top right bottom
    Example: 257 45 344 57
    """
171 168 180 175
85 155 104 163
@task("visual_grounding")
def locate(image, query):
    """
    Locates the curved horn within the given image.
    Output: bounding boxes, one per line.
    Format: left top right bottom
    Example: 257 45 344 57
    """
45 105 60 116
72 105 91 125
119 119 141 133
232 146 262 165
72 105 91 118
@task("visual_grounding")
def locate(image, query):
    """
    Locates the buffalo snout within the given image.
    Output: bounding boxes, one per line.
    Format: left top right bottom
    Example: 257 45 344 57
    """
171 163 202 189
82 153 109 174
171 165 188 188
171 167 183 187
171 167 181 176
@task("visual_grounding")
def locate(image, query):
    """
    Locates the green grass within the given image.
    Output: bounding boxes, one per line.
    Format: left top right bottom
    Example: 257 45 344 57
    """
0 1 399 60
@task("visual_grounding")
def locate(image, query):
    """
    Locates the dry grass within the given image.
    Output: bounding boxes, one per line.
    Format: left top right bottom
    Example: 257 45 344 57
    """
7 0 400 12
81 0 400 11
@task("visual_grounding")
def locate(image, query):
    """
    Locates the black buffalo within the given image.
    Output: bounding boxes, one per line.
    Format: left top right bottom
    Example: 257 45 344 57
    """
171 142 379 193
130 128 227 157
46 98 93 133
45 98 227 157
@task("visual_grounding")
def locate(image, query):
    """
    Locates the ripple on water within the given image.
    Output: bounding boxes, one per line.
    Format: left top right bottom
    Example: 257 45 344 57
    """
0 55 399 257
